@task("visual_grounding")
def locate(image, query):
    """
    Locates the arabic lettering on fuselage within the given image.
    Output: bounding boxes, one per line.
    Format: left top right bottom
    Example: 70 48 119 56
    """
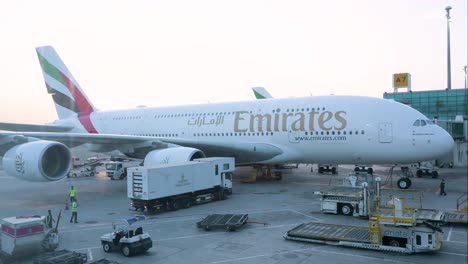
186 110 348 132
187 115 225 127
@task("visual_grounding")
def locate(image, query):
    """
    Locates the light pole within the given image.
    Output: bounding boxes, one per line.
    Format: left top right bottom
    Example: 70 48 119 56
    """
464 66 468 89
446 6 452 90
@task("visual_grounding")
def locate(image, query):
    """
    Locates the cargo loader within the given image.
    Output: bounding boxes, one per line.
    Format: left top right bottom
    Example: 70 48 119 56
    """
285 178 447 254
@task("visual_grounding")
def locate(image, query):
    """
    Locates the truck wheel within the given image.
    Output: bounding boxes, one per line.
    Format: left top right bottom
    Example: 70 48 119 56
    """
205 225 211 231
318 167 324 174
121 244 132 257
340 204 353 216
90 172 95 177
119 174 125 180
227 226 236 232
388 239 400 247
367 168 373 174
102 242 112 252
397 178 410 189
171 200 179 211
72 173 77 177
331 167 337 174
431 171 439 178
416 170 422 178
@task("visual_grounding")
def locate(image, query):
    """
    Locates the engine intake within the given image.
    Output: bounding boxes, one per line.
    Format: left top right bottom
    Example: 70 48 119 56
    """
3 141 72 181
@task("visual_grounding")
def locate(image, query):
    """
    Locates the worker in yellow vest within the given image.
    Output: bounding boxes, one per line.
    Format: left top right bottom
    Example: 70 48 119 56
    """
69 186 76 202
70 200 78 223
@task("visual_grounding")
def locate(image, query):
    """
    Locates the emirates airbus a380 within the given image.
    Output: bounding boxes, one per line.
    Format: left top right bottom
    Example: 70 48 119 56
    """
0 46 454 188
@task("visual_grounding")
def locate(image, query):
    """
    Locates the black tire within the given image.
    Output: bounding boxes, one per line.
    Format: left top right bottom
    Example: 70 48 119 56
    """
416 170 422 178
354 167 360 172
397 178 410 189
90 172 95 177
227 226 236 232
171 200 179 211
121 244 132 257
331 167 337 174
367 168 373 174
119 174 125 180
340 204 353 216
72 173 77 178
318 167 324 174
183 198 191 209
205 225 211 231
388 239 400 247
102 242 112 253
431 171 439 178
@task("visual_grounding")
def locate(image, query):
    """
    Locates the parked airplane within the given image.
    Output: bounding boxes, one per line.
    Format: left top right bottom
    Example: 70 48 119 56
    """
0 46 454 188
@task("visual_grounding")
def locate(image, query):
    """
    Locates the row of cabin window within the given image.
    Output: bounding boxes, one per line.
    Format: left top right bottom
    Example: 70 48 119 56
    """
131 130 365 138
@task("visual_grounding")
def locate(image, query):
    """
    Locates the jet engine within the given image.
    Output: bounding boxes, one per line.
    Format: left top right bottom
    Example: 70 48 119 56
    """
143 147 205 167
3 141 72 181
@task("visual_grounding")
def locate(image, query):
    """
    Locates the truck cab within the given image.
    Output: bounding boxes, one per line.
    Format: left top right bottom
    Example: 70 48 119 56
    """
194 157 234 194
105 162 127 180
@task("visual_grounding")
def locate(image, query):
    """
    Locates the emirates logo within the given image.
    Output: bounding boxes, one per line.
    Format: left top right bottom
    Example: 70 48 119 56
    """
15 153 25 174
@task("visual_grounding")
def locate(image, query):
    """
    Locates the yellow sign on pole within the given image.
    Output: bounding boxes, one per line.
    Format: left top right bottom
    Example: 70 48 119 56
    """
393 73 411 88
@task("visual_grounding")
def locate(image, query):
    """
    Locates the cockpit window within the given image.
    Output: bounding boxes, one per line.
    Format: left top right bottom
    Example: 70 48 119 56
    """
413 120 420 126
426 120 434 125
420 120 427 126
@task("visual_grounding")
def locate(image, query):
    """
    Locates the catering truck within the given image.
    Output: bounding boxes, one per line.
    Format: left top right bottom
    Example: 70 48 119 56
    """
127 157 234 213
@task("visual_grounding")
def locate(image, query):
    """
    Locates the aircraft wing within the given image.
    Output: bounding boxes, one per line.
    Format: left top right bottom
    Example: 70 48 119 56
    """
0 132 283 163
0 122 73 132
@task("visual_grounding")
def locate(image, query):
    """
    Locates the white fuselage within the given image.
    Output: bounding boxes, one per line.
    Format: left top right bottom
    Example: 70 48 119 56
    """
59 96 454 165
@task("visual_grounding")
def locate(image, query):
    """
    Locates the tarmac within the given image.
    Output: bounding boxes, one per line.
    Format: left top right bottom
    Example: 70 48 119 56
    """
0 160 466 264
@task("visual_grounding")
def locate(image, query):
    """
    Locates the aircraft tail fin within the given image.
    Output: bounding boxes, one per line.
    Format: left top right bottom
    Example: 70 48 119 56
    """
36 46 96 119
252 87 273 99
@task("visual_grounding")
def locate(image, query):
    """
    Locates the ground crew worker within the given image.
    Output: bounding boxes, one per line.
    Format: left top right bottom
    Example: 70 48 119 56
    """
46 209 55 228
439 179 447 196
70 200 78 223
69 185 76 202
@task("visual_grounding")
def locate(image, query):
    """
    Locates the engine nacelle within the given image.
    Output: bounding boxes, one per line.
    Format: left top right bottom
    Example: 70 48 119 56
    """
3 141 72 182
144 147 205 167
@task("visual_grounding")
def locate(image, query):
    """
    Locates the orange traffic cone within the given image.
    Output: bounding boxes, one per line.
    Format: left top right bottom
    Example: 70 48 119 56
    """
65 199 69 210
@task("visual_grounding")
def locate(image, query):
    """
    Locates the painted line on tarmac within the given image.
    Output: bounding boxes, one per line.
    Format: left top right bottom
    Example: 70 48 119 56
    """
87 248 93 261
288 209 322 221
209 246 412 264
447 226 453 241
439 251 468 257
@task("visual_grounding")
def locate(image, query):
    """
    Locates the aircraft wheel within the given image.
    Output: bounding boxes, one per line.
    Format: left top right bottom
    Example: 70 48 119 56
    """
397 178 410 189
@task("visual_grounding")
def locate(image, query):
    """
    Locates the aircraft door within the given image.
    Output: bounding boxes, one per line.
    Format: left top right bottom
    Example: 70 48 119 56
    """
378 123 393 143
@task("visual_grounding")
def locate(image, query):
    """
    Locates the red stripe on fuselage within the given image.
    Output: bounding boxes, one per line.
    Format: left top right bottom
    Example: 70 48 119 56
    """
59 72 98 133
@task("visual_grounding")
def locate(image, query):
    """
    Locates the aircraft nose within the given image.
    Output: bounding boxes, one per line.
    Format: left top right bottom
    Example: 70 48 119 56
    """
435 128 455 156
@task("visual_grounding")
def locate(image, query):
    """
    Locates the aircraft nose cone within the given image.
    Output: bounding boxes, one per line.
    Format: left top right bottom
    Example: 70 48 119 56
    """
436 129 455 156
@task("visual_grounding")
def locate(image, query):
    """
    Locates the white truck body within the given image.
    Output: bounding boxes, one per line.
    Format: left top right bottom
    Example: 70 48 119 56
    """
127 157 234 212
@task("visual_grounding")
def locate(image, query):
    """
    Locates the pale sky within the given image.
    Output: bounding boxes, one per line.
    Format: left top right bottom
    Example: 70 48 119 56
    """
0 0 466 124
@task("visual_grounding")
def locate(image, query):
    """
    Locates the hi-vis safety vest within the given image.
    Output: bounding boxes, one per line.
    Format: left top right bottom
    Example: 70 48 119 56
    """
69 189 76 197
71 202 78 212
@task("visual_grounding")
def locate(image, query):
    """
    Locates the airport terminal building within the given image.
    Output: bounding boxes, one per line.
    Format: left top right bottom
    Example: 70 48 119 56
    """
383 88 468 167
